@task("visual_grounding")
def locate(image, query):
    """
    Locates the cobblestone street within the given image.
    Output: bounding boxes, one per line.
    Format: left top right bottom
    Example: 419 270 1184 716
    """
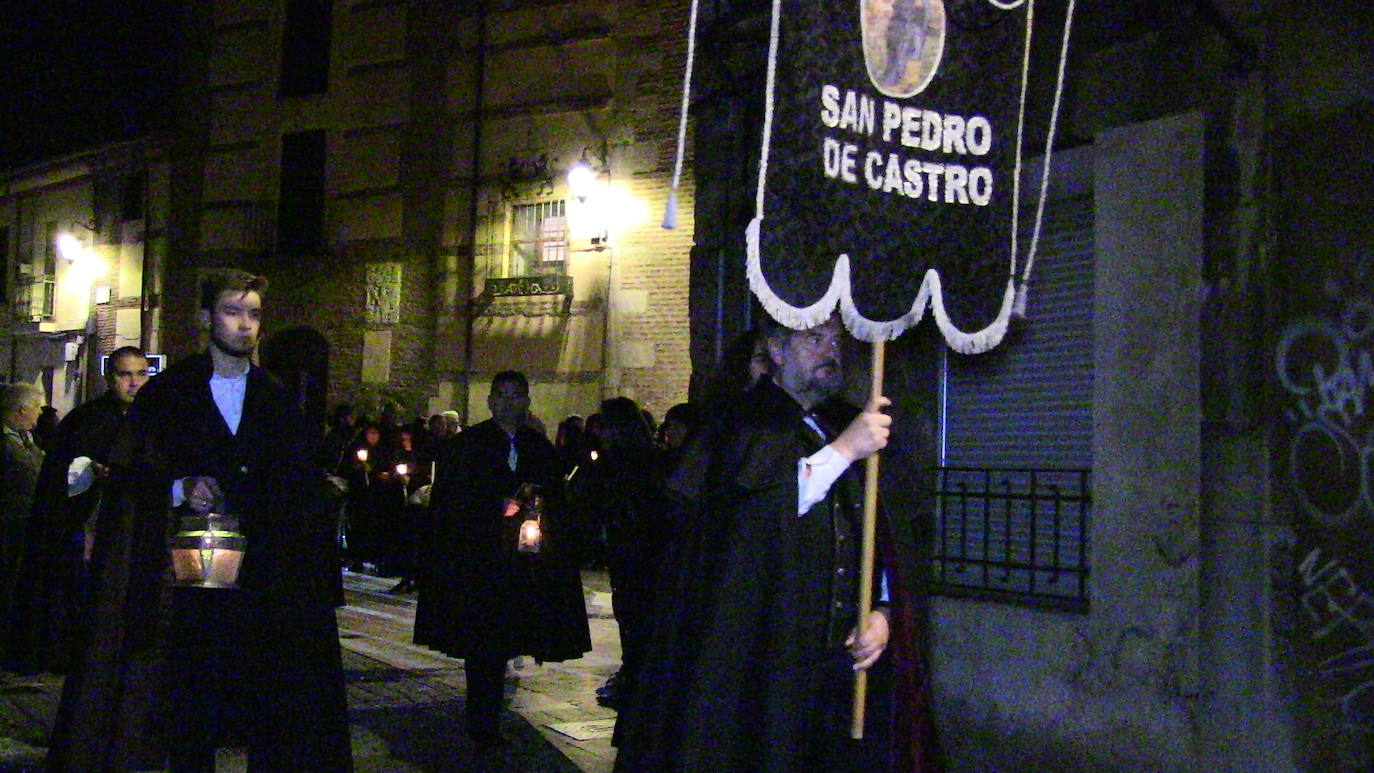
0 570 622 772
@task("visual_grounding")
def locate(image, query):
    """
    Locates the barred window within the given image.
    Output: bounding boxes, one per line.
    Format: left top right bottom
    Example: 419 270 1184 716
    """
502 200 567 278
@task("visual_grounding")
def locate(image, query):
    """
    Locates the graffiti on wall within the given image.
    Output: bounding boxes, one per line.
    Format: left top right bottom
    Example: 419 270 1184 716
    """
1299 547 1374 730
1280 293 1374 748
1277 296 1374 526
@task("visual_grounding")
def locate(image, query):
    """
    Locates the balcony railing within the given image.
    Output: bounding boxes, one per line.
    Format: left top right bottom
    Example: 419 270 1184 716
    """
929 466 1090 612
12 275 55 322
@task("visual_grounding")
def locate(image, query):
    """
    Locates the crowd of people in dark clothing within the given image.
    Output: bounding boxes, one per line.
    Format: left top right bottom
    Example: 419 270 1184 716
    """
0 360 706 686
320 388 704 703
0 313 935 771
323 404 459 594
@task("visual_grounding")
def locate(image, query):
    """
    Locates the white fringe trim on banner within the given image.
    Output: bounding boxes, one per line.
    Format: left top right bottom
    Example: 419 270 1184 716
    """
737 0 1075 352
746 219 1015 353
745 217 847 330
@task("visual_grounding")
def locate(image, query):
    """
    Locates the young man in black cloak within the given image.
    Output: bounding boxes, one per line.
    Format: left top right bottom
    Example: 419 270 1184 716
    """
613 315 939 772
414 370 590 749
47 270 352 771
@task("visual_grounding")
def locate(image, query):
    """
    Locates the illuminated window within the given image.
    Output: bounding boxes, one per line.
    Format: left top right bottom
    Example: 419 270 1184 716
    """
502 200 567 278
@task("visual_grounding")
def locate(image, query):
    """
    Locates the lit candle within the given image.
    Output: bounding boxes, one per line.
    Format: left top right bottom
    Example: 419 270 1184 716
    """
356 448 369 462
518 518 542 553
395 463 409 476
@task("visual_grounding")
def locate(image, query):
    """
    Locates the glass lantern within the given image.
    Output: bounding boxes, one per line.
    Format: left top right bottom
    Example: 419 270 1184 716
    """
169 512 246 588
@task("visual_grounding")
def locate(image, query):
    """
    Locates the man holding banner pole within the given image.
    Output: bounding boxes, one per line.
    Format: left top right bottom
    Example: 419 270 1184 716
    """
614 315 936 772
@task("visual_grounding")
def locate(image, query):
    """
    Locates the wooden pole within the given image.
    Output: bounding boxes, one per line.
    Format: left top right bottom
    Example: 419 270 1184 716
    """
851 339 885 739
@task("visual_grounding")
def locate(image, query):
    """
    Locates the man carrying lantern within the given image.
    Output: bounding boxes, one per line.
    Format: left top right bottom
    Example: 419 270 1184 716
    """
414 370 590 749
48 270 352 772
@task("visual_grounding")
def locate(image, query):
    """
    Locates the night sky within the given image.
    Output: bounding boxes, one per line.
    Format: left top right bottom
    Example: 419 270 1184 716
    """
1 0 182 169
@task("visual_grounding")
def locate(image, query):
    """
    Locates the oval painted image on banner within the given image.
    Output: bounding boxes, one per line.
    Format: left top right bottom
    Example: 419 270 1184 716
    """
861 0 946 98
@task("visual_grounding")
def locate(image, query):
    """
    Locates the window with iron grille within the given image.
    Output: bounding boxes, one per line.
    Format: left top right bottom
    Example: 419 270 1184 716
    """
13 275 55 322
502 200 567 278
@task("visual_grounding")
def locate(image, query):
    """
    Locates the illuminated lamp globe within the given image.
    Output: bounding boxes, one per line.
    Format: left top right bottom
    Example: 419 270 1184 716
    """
567 161 597 201
57 232 84 264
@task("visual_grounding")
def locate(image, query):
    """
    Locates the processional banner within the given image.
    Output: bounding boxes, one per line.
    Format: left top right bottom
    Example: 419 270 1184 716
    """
742 0 1075 350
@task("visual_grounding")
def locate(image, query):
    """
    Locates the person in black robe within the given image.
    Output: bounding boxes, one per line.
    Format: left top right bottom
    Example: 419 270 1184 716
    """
336 423 390 572
46 270 351 772
7 347 150 674
613 316 940 772
414 370 591 748
568 397 667 710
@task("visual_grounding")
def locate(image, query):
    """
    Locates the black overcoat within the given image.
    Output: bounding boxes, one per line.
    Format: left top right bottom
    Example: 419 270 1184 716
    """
45 353 351 771
612 378 937 772
413 418 590 662
9 391 126 673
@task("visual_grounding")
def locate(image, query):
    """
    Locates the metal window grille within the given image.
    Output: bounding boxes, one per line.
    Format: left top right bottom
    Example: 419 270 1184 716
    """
504 200 567 278
930 466 1090 612
13 275 55 322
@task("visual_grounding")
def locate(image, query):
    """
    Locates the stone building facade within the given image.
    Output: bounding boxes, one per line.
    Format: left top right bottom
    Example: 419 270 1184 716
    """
166 0 695 429
0 140 170 416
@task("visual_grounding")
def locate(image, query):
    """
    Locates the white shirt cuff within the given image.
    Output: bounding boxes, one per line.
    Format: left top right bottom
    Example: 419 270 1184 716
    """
171 478 187 507
797 444 851 515
68 456 96 497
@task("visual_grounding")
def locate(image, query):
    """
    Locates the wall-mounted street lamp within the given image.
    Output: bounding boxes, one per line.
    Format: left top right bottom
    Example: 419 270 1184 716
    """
55 219 98 265
56 233 84 264
567 142 609 202
567 159 596 201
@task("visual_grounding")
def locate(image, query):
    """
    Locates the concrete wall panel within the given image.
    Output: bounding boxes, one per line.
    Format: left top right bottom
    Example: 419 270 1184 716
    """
337 4 406 69
334 129 400 193
209 26 272 87
332 192 403 242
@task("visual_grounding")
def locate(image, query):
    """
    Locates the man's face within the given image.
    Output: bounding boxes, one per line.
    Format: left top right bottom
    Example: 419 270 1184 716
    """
109 354 150 404
204 290 262 358
11 398 43 431
768 318 845 408
663 420 691 450
488 379 530 429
